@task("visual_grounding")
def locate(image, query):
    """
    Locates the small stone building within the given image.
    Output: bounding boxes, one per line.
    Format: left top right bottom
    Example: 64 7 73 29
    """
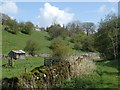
8 50 25 60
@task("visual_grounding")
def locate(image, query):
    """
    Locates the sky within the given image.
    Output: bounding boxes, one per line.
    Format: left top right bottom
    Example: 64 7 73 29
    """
0 0 119 27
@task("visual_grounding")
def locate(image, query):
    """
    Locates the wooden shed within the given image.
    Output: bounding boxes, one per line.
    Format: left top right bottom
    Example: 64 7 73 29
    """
8 50 25 60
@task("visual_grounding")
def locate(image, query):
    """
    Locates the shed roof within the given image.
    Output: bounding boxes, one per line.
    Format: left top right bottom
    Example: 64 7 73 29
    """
11 50 25 54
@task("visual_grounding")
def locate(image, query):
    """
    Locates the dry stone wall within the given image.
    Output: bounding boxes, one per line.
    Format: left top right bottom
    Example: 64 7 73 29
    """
2 53 99 89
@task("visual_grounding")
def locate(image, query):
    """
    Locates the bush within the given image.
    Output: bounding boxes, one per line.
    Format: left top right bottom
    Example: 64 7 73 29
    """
74 42 82 50
20 22 34 35
24 39 40 56
82 35 95 52
47 24 68 39
51 37 72 59
4 18 18 34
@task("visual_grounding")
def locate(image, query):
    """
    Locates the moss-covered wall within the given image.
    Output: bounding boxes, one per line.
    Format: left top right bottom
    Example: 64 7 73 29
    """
2 60 72 89
2 53 97 89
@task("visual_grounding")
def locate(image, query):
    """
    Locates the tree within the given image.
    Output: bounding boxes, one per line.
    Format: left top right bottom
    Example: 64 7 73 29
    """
51 37 71 59
24 39 40 56
95 13 119 59
4 18 18 34
21 22 34 35
118 17 120 59
82 22 96 36
70 32 85 43
74 42 83 50
18 22 25 31
47 24 68 39
82 35 95 52
66 21 83 36
71 32 95 52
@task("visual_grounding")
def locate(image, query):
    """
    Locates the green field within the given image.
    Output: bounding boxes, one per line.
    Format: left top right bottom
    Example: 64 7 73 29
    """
95 60 119 88
1 30 80 79
1 30 119 88
0 30 2 53
1 57 44 78
2 30 52 54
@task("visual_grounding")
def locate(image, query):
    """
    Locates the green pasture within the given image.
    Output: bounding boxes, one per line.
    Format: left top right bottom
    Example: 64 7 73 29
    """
2 30 52 54
1 56 44 78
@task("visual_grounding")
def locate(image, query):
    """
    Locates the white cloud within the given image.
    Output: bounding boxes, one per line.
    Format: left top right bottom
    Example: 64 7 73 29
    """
38 3 74 27
98 5 107 13
98 5 117 14
108 0 119 2
0 0 18 14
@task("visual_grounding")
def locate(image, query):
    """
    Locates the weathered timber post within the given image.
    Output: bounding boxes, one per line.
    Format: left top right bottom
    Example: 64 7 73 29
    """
8 57 14 67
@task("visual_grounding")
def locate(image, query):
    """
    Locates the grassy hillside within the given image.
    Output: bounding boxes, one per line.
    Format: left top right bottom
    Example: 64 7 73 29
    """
2 30 52 54
0 30 2 53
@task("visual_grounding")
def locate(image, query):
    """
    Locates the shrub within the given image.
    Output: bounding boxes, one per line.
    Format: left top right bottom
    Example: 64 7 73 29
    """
74 42 82 50
24 39 40 56
51 37 72 59
4 18 18 34
20 22 34 35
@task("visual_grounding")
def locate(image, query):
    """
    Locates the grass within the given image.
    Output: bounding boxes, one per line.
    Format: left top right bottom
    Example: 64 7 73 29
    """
0 30 2 53
2 30 85 55
2 30 52 54
1 30 84 79
1 56 44 78
95 60 119 88
59 59 119 89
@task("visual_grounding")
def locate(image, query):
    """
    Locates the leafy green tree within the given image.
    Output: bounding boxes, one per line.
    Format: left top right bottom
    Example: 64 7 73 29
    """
47 24 68 39
24 39 40 56
21 22 34 35
95 13 119 59
74 42 83 50
82 35 95 52
18 22 25 31
4 18 18 34
71 32 95 52
118 17 120 59
51 37 71 59
70 32 85 43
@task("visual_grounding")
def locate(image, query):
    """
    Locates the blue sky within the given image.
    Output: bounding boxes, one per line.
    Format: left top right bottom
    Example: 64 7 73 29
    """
0 1 118 27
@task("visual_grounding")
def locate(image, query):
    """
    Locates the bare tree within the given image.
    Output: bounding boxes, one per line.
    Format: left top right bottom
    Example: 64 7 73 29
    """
66 21 83 36
82 22 96 36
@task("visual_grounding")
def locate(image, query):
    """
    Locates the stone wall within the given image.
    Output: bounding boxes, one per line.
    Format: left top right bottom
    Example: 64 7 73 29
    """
2 60 71 89
2 53 99 89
